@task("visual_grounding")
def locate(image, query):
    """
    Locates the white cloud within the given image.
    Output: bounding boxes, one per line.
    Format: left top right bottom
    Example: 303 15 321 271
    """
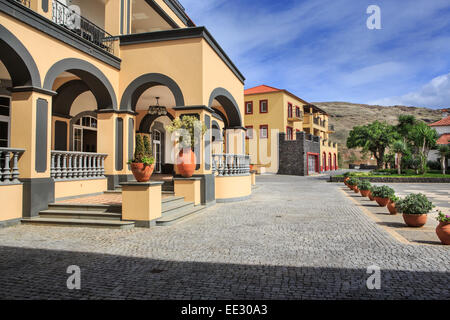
371 73 450 108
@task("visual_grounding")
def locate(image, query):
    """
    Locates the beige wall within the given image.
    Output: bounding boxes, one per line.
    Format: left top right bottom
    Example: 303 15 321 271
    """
55 178 107 199
215 175 251 201
0 184 23 222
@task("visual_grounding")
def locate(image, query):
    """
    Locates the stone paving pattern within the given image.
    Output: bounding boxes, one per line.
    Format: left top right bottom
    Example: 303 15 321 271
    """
0 175 449 299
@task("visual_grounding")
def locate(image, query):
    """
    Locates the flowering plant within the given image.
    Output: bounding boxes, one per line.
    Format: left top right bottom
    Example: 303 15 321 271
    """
436 211 450 223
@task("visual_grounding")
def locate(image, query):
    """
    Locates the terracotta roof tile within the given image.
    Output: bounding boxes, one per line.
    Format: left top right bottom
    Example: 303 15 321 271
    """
430 116 450 127
244 85 281 95
437 133 450 145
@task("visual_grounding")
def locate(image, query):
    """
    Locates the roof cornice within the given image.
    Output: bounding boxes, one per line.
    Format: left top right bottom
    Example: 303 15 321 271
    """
119 27 245 84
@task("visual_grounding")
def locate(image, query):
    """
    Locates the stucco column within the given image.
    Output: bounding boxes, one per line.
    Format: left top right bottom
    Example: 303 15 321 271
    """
10 88 56 217
225 127 246 155
97 111 135 190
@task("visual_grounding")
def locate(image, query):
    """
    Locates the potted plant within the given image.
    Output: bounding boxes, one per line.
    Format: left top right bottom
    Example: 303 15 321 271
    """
343 172 351 184
358 180 372 197
371 185 395 207
435 211 450 245
167 116 207 178
347 177 359 191
396 193 434 228
368 186 375 201
387 195 399 215
128 135 155 182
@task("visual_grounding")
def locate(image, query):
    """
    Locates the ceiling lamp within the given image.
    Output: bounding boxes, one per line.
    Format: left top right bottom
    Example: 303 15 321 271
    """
147 97 167 116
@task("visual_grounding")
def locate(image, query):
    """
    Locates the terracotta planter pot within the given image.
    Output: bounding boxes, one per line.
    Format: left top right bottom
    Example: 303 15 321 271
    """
375 197 390 207
387 201 397 215
368 192 375 201
344 177 350 184
436 222 450 245
176 148 196 178
360 189 370 197
402 213 427 228
353 186 359 193
130 163 154 182
250 164 255 171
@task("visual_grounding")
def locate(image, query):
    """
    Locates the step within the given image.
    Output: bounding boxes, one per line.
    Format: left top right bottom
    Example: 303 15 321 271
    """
156 205 206 226
39 210 122 221
48 203 121 213
21 217 135 229
162 200 194 215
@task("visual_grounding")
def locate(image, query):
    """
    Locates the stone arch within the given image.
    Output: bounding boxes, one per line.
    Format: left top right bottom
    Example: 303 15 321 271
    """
208 87 242 128
120 73 185 112
0 24 41 87
43 58 117 110
138 113 174 134
52 80 90 117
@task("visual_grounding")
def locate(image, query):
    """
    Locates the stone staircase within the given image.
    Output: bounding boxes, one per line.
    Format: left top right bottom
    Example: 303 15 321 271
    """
21 193 205 229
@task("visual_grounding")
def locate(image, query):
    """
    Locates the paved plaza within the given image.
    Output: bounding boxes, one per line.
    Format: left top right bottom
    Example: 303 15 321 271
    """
0 175 449 300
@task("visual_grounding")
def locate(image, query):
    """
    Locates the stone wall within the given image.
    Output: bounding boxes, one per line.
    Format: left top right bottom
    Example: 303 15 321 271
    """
278 132 321 176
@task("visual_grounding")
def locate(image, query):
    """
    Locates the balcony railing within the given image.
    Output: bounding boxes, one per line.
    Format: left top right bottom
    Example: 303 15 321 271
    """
52 0 115 55
0 148 25 185
51 151 107 180
14 0 30 7
212 154 250 176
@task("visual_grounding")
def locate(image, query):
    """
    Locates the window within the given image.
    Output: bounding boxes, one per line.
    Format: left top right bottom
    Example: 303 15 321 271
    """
260 125 268 139
286 126 293 140
245 101 253 114
0 96 10 148
296 106 301 117
259 100 268 113
245 126 253 139
288 103 293 118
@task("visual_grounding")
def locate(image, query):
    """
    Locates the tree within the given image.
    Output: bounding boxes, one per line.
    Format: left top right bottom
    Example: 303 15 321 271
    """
346 121 398 169
392 140 408 174
408 122 438 174
396 115 417 142
438 145 450 175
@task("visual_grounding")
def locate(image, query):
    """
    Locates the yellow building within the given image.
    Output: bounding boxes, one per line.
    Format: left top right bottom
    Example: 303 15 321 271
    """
0 0 252 228
244 85 338 175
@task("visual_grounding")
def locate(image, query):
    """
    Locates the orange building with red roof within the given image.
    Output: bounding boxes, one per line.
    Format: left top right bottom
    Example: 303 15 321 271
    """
244 85 338 175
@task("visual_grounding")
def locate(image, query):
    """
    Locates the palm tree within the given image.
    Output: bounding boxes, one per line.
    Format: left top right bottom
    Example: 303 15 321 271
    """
392 140 407 175
438 145 450 175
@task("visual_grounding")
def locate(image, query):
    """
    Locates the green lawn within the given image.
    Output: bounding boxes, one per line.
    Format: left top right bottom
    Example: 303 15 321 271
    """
336 170 450 178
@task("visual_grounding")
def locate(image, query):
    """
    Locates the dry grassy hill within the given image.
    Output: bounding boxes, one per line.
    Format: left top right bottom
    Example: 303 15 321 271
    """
312 102 443 163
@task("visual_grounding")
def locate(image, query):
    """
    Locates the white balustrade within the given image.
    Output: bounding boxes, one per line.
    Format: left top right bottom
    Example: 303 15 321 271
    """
51 151 107 180
0 148 25 185
212 154 250 176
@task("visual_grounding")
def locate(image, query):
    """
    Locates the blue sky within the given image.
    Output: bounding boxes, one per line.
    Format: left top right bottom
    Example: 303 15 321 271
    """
181 0 450 109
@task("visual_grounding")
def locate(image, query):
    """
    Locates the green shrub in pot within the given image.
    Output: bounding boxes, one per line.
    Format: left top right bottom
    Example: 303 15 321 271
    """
357 180 371 191
347 177 360 186
396 193 434 215
371 186 395 199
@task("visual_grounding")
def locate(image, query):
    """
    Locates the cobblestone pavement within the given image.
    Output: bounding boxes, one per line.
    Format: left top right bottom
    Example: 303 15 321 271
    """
0 175 449 300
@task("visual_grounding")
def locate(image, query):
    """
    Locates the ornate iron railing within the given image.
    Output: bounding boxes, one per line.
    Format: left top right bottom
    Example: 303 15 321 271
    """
0 148 25 184
51 151 107 180
52 0 115 55
212 154 250 176
14 0 30 8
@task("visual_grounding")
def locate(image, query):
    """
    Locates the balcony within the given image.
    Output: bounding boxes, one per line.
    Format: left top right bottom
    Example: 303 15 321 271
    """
51 0 115 55
288 112 303 123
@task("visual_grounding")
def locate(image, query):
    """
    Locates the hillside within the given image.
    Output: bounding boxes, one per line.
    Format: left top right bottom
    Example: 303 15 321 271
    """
312 102 443 163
